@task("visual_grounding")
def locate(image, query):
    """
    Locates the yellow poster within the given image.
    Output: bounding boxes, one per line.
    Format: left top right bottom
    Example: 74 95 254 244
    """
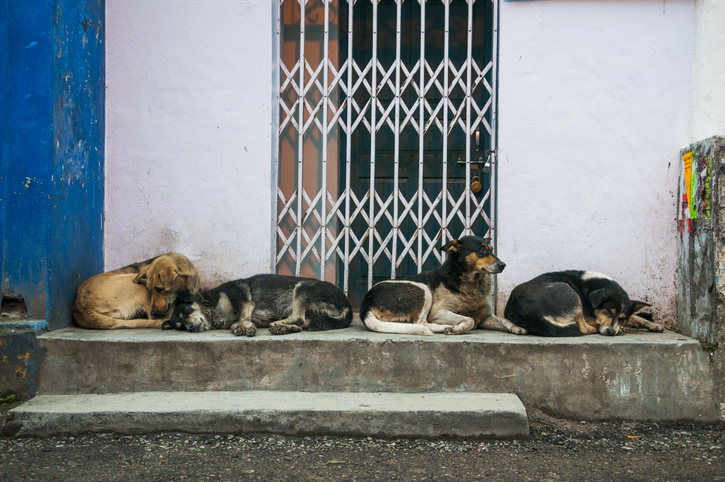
683 151 694 219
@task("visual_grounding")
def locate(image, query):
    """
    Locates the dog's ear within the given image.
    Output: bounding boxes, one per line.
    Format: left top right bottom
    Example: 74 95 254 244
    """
176 290 195 304
133 264 150 286
442 240 462 253
161 320 173 330
589 288 610 309
179 270 201 293
630 300 651 313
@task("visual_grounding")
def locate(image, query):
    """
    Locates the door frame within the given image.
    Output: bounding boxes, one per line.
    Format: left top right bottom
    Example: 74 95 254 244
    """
274 0 500 306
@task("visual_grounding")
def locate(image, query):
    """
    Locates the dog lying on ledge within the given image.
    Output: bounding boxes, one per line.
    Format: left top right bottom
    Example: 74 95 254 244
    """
162 274 352 336
360 236 526 336
73 253 200 329
503 270 660 336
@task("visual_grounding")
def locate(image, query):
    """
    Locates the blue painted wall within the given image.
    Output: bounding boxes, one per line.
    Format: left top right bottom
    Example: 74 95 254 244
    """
1 0 104 333
49 0 105 328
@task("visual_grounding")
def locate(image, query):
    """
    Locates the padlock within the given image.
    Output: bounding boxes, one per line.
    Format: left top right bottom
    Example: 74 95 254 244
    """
471 175 482 194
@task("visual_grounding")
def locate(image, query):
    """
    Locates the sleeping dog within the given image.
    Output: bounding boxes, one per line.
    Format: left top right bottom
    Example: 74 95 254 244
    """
73 253 200 329
503 270 657 336
163 274 352 336
360 236 526 336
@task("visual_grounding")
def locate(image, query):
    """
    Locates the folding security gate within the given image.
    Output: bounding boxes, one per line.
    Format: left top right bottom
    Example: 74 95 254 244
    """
275 0 498 306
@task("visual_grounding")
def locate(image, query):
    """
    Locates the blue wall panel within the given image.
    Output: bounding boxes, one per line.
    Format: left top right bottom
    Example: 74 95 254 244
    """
1 0 104 328
3 0 53 319
0 0 7 281
1 0 104 398
49 0 105 329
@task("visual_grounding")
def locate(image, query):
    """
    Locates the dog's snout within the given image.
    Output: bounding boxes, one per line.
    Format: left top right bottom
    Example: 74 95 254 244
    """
497 261 506 271
187 322 195 332
602 326 615 336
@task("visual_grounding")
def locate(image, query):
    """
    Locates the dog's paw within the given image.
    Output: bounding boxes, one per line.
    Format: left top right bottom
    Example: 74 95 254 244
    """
508 325 528 335
442 326 455 335
269 324 302 335
231 323 256 337
647 323 665 333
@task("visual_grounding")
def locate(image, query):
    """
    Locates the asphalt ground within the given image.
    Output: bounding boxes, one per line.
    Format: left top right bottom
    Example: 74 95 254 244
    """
1 409 724 481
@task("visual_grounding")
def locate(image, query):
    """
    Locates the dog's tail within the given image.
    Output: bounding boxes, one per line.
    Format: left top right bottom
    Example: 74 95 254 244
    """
306 306 353 331
362 311 435 336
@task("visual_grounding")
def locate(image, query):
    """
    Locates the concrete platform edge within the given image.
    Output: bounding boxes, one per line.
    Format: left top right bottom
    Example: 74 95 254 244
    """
4 391 530 440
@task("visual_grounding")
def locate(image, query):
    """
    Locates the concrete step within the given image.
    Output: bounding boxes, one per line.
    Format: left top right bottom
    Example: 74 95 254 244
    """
4 391 529 439
34 323 719 422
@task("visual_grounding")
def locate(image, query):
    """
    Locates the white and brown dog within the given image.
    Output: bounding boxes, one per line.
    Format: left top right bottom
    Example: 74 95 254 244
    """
360 236 526 336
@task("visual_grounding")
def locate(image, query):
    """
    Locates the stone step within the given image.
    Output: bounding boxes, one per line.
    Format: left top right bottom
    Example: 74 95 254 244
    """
4 391 529 439
35 324 719 422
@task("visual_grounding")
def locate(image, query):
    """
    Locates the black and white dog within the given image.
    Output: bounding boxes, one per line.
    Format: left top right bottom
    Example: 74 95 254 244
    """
163 274 352 336
359 236 526 336
504 270 656 336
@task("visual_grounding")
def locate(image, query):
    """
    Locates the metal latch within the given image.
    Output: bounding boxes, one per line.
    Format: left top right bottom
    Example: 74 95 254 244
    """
482 149 495 174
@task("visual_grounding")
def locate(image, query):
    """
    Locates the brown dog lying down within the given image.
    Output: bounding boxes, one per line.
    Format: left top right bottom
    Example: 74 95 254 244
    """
73 253 200 329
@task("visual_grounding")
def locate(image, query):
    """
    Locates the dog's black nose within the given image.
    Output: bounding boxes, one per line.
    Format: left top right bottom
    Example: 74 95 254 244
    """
602 326 615 336
187 323 195 332
498 262 506 270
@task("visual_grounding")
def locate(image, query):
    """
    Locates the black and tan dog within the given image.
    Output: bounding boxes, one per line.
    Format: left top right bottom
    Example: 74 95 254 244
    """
503 270 660 336
163 274 352 336
73 253 200 329
360 236 526 336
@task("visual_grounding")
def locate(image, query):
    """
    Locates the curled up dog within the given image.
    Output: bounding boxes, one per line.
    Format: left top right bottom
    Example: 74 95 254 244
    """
163 274 352 336
360 235 526 336
73 253 201 329
503 270 659 336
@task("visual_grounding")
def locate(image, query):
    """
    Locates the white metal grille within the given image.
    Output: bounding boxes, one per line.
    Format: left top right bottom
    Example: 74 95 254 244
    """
275 0 497 303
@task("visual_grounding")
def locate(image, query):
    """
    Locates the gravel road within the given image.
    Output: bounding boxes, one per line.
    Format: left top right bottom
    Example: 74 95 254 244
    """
1 409 724 481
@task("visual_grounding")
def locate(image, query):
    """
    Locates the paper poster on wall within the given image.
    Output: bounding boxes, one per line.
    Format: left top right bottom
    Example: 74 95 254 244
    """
683 151 696 219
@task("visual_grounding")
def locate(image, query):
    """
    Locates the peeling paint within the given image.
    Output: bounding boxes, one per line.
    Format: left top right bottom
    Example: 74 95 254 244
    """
609 377 631 398
581 354 591 379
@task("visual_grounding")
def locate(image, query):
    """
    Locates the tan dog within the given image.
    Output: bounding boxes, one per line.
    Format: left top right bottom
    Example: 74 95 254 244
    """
73 253 200 329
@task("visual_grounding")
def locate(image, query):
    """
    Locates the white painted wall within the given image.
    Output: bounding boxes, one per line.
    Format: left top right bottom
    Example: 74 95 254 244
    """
691 0 725 141
105 0 275 286
105 0 699 327
496 0 695 326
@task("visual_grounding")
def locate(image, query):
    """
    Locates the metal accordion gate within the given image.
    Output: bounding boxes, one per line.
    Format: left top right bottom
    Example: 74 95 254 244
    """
275 0 498 306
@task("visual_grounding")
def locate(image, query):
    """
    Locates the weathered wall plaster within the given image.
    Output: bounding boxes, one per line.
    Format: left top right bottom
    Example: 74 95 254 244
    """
104 0 275 286
691 0 725 142
496 0 695 327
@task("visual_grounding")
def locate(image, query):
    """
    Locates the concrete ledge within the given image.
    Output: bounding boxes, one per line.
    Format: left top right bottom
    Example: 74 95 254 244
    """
36 325 719 422
0 320 47 400
5 391 529 439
